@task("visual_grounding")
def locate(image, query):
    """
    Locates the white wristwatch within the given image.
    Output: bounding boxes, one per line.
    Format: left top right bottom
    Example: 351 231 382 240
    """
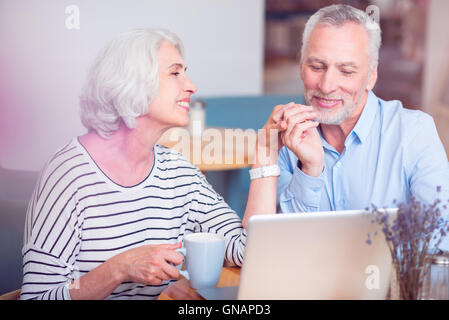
249 164 280 180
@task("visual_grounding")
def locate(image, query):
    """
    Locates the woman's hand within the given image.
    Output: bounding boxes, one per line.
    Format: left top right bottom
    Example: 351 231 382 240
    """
113 242 184 286
255 103 292 165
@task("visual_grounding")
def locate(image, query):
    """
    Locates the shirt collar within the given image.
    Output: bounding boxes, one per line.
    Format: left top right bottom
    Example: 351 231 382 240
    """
349 90 379 144
318 91 379 152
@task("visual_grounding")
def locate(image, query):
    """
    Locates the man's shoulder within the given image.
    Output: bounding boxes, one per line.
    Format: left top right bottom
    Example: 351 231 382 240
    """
376 96 436 147
378 97 434 132
379 96 430 122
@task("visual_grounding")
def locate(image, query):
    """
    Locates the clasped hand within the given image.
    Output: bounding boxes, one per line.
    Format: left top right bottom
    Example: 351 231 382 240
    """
262 102 324 177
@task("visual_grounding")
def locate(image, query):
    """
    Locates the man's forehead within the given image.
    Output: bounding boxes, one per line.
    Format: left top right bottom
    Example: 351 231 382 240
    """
304 23 370 65
311 21 369 37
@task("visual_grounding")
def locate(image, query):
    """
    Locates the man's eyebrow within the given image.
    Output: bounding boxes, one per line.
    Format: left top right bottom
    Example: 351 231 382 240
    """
168 63 187 71
306 57 358 69
338 62 358 69
306 57 326 64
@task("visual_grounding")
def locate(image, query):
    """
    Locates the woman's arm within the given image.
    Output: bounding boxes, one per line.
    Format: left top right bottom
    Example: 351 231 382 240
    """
242 103 318 228
68 243 183 300
241 104 287 228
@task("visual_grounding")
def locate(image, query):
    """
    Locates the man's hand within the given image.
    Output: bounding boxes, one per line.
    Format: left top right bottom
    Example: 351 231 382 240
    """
280 104 324 177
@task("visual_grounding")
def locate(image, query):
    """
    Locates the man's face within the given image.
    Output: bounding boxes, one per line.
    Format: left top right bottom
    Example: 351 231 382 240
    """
300 22 377 125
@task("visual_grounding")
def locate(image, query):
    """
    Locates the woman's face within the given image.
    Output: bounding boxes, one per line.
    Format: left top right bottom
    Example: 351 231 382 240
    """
146 41 197 129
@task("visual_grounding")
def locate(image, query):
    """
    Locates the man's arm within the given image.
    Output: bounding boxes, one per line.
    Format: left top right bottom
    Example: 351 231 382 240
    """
277 146 325 213
242 103 325 225
406 114 449 204
406 114 449 250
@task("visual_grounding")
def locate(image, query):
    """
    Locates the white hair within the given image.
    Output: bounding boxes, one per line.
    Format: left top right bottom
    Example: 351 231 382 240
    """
300 4 381 70
79 28 184 138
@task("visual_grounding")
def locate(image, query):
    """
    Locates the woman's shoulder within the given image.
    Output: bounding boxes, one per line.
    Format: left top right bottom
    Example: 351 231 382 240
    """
42 138 87 171
154 144 220 196
36 138 93 194
154 144 198 169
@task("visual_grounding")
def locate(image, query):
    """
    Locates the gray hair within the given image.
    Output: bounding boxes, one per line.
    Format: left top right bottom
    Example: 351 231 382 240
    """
79 28 184 138
300 4 381 70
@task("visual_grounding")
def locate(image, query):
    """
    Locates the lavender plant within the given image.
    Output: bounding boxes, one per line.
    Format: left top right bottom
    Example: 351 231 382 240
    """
367 188 449 300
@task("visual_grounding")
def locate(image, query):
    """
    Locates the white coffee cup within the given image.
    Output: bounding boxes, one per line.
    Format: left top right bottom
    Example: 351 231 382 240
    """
176 233 225 289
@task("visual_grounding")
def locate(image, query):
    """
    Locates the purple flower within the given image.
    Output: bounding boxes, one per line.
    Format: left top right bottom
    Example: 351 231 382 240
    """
366 186 449 299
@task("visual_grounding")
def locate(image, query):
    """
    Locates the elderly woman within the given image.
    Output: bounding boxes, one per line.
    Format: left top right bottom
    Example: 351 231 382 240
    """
20 29 284 300
20 29 212 300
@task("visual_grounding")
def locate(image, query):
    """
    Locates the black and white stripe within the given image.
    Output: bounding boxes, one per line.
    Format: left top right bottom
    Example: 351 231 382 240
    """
21 138 246 300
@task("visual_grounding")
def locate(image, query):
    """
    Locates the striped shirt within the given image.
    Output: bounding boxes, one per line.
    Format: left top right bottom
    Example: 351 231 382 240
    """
20 138 247 300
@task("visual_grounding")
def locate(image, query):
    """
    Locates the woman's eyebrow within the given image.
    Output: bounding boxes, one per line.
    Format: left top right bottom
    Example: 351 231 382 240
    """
168 63 187 71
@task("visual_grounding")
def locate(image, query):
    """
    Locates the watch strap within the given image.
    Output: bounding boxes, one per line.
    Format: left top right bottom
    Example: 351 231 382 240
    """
249 164 280 180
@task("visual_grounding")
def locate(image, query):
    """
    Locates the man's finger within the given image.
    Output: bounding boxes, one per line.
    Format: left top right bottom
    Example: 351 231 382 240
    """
291 121 319 142
284 112 317 138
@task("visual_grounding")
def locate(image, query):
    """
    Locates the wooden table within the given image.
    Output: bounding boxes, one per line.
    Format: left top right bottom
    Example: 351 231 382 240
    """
158 267 241 300
158 127 256 171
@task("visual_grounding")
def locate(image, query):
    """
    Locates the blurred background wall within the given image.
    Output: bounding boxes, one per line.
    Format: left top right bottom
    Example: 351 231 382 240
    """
0 0 265 171
423 0 449 159
2 0 449 171
1 0 449 188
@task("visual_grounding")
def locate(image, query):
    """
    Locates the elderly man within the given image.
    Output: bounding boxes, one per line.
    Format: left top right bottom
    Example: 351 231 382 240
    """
270 4 449 221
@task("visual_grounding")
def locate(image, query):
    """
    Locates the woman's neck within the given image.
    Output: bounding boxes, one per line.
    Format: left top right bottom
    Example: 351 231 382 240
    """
79 121 165 186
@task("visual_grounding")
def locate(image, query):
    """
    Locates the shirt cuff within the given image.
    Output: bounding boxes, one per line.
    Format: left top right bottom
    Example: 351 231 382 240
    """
284 165 325 210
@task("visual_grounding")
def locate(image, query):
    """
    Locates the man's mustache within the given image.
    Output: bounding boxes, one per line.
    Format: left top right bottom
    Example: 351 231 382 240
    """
307 92 343 101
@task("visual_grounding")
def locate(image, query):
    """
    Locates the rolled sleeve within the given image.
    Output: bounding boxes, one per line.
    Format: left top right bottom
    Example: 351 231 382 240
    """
279 158 325 213
191 172 246 267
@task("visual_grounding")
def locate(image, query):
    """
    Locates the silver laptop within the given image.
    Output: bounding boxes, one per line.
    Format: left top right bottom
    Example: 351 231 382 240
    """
198 209 396 300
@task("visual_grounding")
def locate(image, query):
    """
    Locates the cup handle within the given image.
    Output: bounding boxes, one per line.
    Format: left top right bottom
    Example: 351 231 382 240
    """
175 248 189 280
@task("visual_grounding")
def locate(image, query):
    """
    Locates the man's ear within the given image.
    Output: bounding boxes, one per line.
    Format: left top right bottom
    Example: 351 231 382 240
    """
299 61 304 81
366 62 378 91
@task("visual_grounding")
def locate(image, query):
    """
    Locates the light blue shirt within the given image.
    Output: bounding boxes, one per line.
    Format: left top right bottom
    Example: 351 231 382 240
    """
278 91 449 215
